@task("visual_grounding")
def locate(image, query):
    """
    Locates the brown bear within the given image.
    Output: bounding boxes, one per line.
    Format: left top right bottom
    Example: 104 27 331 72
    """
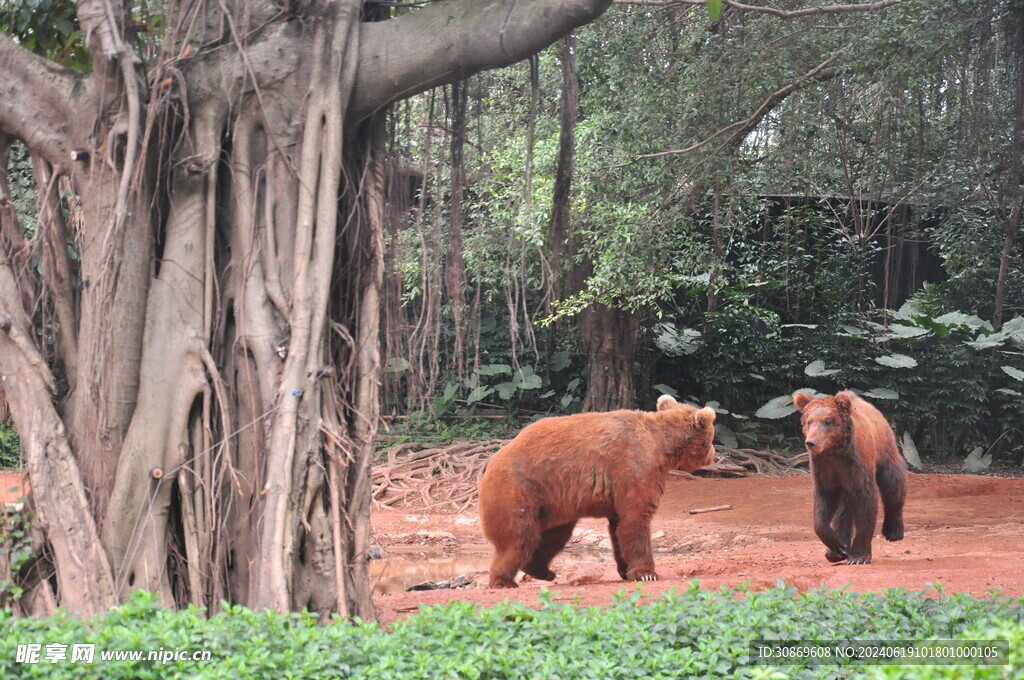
792 390 907 565
478 394 716 588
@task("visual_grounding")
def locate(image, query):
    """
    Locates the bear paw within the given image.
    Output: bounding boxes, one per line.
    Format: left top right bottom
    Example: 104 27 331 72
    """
522 568 557 582
626 567 659 582
824 549 847 564
882 522 904 542
488 576 520 589
846 554 872 565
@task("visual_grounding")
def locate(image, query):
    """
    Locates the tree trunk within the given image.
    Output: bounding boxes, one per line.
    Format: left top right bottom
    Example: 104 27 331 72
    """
581 303 641 411
993 1 1024 331
0 0 612 618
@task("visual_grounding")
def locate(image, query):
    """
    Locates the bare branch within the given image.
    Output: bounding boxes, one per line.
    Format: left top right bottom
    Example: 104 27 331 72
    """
350 0 613 122
614 0 900 18
636 56 838 160
0 34 89 169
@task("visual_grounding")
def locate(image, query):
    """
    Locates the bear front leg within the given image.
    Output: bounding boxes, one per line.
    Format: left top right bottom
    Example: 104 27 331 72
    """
523 522 576 581
844 490 878 565
614 514 658 582
813 486 849 563
607 518 629 580
831 498 855 549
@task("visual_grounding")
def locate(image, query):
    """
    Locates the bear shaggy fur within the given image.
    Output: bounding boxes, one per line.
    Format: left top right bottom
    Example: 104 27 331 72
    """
478 395 716 588
793 390 907 565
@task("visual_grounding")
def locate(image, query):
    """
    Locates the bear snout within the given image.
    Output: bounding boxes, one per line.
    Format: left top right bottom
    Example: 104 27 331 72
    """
805 439 818 451
703 443 716 467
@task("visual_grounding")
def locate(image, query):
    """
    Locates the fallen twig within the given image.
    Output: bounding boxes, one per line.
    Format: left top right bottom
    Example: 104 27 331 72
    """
688 504 734 515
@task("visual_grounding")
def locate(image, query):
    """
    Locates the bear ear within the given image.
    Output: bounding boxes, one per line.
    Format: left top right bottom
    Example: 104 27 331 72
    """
657 394 678 411
834 392 853 414
792 391 812 412
693 406 716 429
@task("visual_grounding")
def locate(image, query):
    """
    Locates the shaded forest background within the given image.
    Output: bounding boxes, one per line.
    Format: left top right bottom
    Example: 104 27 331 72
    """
3 0 1024 473
373 0 1024 467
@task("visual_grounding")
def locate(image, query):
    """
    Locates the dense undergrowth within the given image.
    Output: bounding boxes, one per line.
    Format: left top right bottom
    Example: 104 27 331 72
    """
2 583 1021 679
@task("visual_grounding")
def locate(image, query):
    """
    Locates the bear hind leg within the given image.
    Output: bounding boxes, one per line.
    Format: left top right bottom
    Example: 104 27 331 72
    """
523 521 576 581
487 523 542 589
877 461 906 541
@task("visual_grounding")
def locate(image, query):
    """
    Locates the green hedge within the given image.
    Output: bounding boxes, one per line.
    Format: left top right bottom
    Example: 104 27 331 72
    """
1 583 1021 679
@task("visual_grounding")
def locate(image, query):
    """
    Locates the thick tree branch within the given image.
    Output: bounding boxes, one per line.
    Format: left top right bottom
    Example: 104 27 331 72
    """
614 0 900 17
0 34 90 170
349 0 613 122
636 56 838 160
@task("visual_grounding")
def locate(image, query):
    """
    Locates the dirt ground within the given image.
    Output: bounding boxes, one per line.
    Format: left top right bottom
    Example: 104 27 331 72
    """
3 470 1022 626
367 473 1024 625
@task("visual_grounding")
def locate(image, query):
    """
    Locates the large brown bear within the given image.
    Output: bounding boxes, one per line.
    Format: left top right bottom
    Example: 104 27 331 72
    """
793 390 907 565
478 395 716 588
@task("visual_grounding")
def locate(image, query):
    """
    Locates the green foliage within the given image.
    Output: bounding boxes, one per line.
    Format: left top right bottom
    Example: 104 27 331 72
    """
0 503 31 604
0 0 90 71
871 617 1024 680
0 421 21 470
0 585 1021 679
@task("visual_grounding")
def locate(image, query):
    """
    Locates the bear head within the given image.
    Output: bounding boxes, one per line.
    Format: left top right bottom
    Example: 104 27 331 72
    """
656 394 717 471
792 391 853 455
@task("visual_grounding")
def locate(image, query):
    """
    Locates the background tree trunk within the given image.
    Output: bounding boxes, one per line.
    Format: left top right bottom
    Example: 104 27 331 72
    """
0 0 612 618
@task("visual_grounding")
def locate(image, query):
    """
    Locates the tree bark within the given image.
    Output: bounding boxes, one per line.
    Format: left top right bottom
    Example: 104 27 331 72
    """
0 0 613 619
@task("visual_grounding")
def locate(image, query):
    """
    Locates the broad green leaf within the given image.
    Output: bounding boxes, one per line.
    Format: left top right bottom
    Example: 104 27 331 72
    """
466 386 492 404
901 432 922 470
892 300 924 320
715 423 738 449
934 312 991 330
494 382 517 400
654 323 702 356
755 394 798 420
961 447 992 474
705 400 729 415
805 359 841 377
516 373 543 390
886 323 930 338
549 351 571 372
995 388 1022 397
707 0 723 20
653 383 678 397
441 382 458 401
875 353 918 368
862 388 899 400
478 363 512 376
1001 366 1024 381
964 338 1006 350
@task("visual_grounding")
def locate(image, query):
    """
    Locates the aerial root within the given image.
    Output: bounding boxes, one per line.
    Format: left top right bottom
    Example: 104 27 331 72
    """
372 440 808 513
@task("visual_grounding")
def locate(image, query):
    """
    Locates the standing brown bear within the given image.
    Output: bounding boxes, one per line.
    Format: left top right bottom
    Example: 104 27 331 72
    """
478 395 716 588
793 390 907 565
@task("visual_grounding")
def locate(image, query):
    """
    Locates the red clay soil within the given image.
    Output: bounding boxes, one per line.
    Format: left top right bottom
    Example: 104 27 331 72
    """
0 470 28 503
369 473 1024 626
4 470 1021 627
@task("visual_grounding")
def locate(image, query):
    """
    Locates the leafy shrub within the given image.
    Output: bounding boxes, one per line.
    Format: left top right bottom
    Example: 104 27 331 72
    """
871 618 1024 680
0 421 21 470
1 584 1021 679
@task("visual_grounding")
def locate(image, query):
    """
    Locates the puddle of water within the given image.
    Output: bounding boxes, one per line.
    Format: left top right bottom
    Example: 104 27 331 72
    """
370 545 492 595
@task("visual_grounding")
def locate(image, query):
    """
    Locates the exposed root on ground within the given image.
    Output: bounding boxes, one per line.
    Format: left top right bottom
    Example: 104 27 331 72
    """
371 440 808 513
